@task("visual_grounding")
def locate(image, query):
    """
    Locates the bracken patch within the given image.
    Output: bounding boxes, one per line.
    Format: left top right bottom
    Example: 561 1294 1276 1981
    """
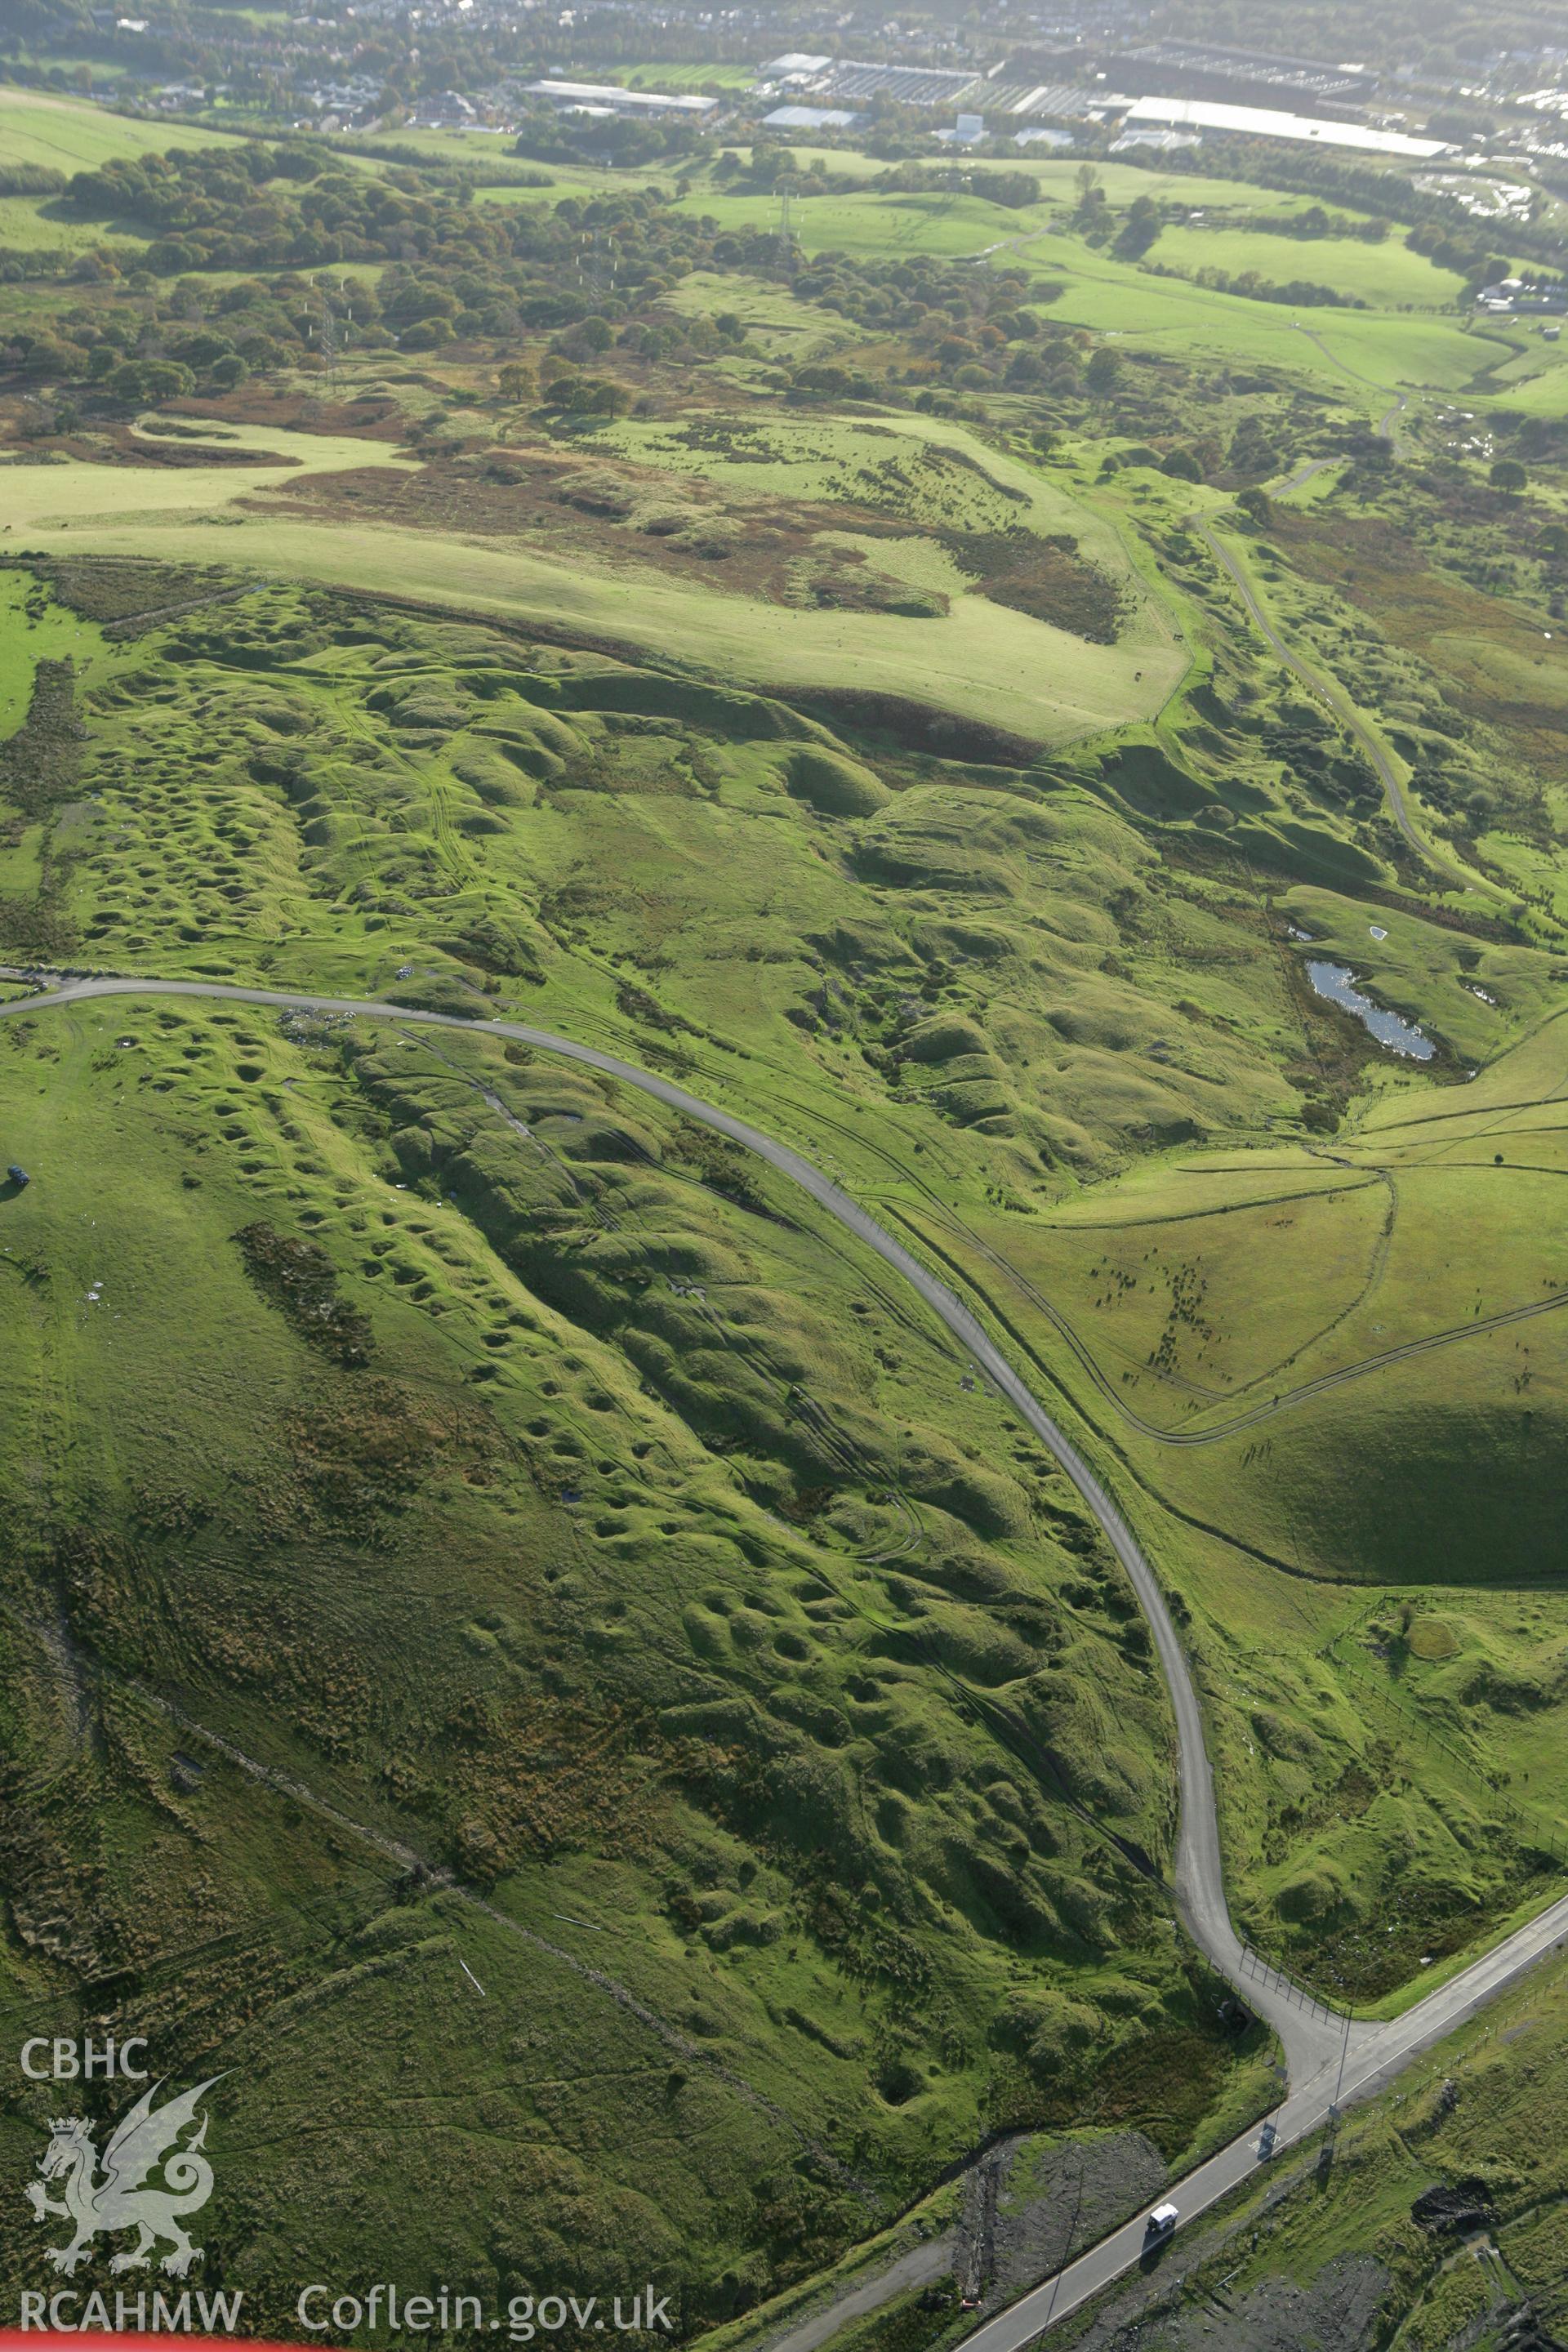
234 1220 374 1364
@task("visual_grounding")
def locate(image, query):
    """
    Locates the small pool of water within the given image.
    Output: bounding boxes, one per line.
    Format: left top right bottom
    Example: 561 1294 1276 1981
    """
1307 961 1434 1060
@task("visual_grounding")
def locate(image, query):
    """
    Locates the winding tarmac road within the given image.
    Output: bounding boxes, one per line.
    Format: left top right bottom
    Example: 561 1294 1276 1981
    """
9 968 1568 2341
960 1872 1568 2349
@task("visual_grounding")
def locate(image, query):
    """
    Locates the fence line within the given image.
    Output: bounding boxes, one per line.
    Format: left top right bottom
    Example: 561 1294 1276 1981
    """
1235 1940 1344 2025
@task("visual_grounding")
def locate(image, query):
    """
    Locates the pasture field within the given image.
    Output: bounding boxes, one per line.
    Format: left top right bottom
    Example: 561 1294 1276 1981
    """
0 189 144 253
693 154 1353 216
716 145 898 182
339 125 583 180
653 185 1503 394
1147 222 1469 309
1034 252 1503 390
1472 341 1568 416
673 184 1045 262
0 83 243 168
1009 158 1366 216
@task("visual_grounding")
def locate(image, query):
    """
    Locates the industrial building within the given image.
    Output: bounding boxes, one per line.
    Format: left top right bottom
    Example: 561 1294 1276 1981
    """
1120 96 1452 158
522 78 716 119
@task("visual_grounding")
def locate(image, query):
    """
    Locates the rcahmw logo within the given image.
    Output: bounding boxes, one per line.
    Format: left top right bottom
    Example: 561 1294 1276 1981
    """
18 2053 240 2329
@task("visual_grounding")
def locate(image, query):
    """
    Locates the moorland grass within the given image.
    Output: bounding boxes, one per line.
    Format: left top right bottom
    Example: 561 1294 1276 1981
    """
7 564 1567 2018
660 268 873 358
0 985 1279 2322
0 434 1187 744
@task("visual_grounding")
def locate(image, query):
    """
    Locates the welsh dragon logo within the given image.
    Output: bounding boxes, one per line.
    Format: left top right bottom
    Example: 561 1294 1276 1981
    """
25 2078 223 2278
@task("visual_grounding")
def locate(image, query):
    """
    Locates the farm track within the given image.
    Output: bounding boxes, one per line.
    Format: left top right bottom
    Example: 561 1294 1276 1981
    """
10 969 1568 2343
1196 516 1450 876
1204 374 1512 908
880 1192 1568 1450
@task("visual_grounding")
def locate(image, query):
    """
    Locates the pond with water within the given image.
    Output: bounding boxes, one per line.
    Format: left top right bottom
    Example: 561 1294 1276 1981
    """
1307 961 1434 1060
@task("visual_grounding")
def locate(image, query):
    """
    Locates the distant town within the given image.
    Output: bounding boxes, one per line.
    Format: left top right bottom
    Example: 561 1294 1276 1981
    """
65 2 1568 200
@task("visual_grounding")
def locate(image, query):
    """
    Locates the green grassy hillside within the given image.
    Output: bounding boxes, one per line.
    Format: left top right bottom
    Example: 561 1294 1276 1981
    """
2 549 1566 2031
2 99 1568 2336
0 86 244 170
0 415 1183 746
0 875 1273 2325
